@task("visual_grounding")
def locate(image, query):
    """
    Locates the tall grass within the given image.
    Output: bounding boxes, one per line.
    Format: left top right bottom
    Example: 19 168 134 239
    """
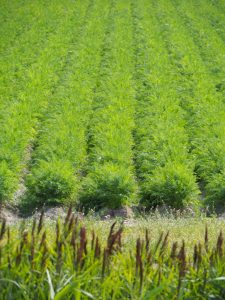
0 209 224 299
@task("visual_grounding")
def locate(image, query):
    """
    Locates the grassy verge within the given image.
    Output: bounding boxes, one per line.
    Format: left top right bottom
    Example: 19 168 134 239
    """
0 210 224 299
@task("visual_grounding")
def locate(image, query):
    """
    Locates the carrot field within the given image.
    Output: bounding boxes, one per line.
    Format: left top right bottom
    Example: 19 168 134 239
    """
0 0 225 211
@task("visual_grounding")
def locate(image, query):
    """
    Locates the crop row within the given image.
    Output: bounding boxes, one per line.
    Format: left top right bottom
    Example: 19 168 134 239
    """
154 0 225 209
26 0 111 205
0 0 90 201
132 0 199 208
80 0 138 209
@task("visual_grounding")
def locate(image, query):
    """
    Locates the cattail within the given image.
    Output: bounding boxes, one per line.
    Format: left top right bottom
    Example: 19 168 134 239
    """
102 248 107 278
157 265 161 287
178 240 186 278
68 213 75 234
193 244 198 268
204 225 208 252
0 219 6 240
41 242 48 269
94 237 101 259
136 238 141 276
16 245 21 266
197 242 202 271
31 218 36 237
154 232 163 255
91 230 95 251
30 234 35 269
22 230 29 246
170 241 178 261
216 230 223 258
56 219 60 249
145 229 150 252
39 231 46 250
56 241 63 273
160 231 169 257
64 205 72 226
7 254 11 269
37 209 44 235
77 227 87 269
147 250 152 266
7 227 10 245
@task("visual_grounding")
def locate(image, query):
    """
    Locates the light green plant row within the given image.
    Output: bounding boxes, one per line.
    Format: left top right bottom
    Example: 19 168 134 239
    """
25 0 111 205
131 0 199 209
80 0 138 210
0 0 46 55
0 1 90 202
196 0 225 42
155 0 225 208
0 0 70 114
172 0 225 91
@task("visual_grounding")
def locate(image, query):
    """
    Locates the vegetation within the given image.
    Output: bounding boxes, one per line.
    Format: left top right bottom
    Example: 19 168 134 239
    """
0 0 225 211
0 210 224 299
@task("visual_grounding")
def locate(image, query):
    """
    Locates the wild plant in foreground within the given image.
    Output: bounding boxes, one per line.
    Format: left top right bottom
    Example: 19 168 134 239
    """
0 209 224 299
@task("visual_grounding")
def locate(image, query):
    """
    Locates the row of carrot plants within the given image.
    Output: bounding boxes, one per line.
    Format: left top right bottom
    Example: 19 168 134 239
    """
131 0 199 208
0 0 67 113
0 0 90 202
196 0 225 42
80 0 138 209
0 0 36 54
26 0 111 205
155 0 225 208
174 0 225 89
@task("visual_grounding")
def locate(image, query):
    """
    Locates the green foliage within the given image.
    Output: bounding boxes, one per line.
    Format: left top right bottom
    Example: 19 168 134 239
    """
0 162 17 202
26 161 77 204
81 163 136 209
206 171 225 210
142 163 199 208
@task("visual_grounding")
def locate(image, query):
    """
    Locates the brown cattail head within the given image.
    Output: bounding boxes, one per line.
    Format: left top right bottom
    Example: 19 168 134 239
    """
77 227 87 269
22 230 29 245
204 225 208 252
7 227 10 245
197 242 202 269
37 209 44 234
56 219 60 247
178 240 186 278
39 231 46 250
216 230 224 258
136 238 141 275
65 205 73 226
170 241 178 260
68 214 75 234
91 230 95 251
154 232 163 255
0 219 6 240
94 236 101 259
31 218 36 237
160 231 169 257
193 244 198 268
145 229 150 252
